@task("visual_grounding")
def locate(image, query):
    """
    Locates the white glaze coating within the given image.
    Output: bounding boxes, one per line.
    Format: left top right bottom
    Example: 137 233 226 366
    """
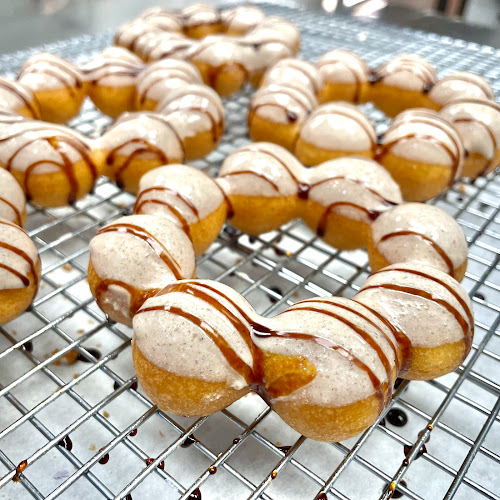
136 59 202 105
189 35 249 67
262 58 323 95
140 9 182 32
315 49 370 85
429 72 494 107
0 170 25 225
133 279 255 389
299 102 376 151
250 83 316 125
114 20 162 51
255 297 396 406
97 112 184 160
248 17 300 51
306 157 402 223
156 84 224 139
135 164 224 224
221 6 265 33
375 54 437 92
381 109 464 169
181 3 221 27
0 116 93 174
18 52 83 92
0 218 39 290
145 34 199 62
370 203 468 272
83 47 144 87
90 214 195 321
356 263 472 348
440 99 500 160
238 36 292 75
218 142 302 197
0 77 37 115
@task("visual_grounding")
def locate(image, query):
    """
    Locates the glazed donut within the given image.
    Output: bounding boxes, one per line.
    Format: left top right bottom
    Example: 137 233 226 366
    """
369 54 438 117
131 262 473 441
134 59 203 111
315 49 371 104
356 263 473 381
426 71 494 110
134 164 229 256
221 6 265 36
0 77 40 119
17 53 86 124
88 214 195 326
0 218 41 326
367 203 468 281
217 143 402 250
248 84 317 151
83 47 145 119
294 102 377 166
0 169 26 227
375 109 464 201
0 112 99 207
440 99 500 179
93 112 184 194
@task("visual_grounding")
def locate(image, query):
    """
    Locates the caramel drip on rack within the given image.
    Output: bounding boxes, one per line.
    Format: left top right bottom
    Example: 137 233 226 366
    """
1 130 97 205
378 230 454 276
306 107 376 151
0 219 38 289
376 132 460 187
97 222 183 280
0 197 22 226
0 80 39 118
353 299 412 374
372 266 474 349
360 283 471 344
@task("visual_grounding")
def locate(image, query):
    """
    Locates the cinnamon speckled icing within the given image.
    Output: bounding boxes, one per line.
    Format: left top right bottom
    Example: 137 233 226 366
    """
299 102 376 151
18 52 84 92
374 54 437 91
135 164 225 224
428 71 494 107
97 112 184 160
217 142 303 197
0 218 39 290
0 77 39 117
440 99 500 162
261 58 323 95
136 59 202 105
156 83 224 139
0 170 25 226
250 83 317 124
89 214 195 321
380 109 464 168
370 203 468 273
356 263 473 348
315 49 371 85
133 280 255 389
82 47 144 87
307 157 402 223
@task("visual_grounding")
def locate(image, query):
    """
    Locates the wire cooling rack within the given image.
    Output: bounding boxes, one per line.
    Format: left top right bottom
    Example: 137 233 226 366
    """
1 3 500 500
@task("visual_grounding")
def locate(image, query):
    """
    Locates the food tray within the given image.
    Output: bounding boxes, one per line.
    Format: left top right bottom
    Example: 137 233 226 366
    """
0 2 499 499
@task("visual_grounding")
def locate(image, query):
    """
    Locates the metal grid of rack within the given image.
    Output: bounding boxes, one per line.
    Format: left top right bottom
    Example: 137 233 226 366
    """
0 3 499 499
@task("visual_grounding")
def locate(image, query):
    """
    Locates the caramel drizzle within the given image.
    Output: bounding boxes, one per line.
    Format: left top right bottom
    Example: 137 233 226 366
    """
0 80 39 118
1 129 97 205
317 202 379 236
360 283 471 347
372 266 474 350
84 59 143 83
374 59 436 87
269 60 319 93
97 222 183 279
317 53 370 103
376 130 461 187
452 117 498 176
18 68 78 97
353 299 412 374
219 170 280 192
0 219 38 289
19 56 83 90
152 41 197 60
437 73 494 99
0 196 22 226
378 230 454 276
138 69 198 104
253 85 315 113
305 107 376 150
